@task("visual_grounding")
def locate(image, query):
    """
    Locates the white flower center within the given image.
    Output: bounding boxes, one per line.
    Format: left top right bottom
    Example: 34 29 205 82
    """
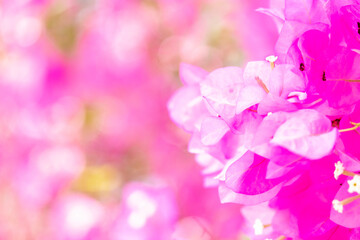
253 218 264 235
348 175 360 194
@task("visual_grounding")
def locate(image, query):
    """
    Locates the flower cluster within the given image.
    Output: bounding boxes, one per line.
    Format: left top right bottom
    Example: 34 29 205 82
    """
169 0 360 239
0 0 260 239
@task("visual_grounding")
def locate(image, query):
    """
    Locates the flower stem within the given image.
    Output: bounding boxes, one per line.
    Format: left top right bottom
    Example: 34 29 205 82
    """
327 79 360 82
339 123 360 132
255 76 269 93
341 194 360 206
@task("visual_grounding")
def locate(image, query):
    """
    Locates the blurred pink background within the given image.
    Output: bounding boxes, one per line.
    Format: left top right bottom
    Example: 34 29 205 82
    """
0 0 277 239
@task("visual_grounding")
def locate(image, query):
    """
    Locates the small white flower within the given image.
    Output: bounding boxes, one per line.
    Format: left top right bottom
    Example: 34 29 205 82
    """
253 218 264 235
332 199 343 213
334 161 344 180
348 175 360 194
265 55 278 63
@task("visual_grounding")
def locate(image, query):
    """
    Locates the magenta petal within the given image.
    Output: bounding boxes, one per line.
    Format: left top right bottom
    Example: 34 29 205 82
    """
200 116 230 145
219 181 284 206
252 111 289 147
338 150 360 172
276 21 309 55
251 111 306 164
243 61 271 87
225 153 285 196
266 160 294 179
236 85 265 114
179 63 208 86
350 228 360 239
271 157 340 238
168 85 208 132
324 51 360 108
232 110 263 149
257 94 298 115
284 0 329 24
330 180 360 228
196 153 223 175
338 4 360 49
284 0 312 22
225 151 255 178
276 21 328 56
200 67 243 119
256 7 285 31
272 127 338 160
271 110 338 159
268 64 305 98
271 209 299 238
308 219 338 238
298 30 329 60
188 132 206 154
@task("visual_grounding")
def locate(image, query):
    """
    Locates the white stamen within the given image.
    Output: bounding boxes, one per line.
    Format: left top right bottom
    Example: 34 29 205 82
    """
334 161 345 180
265 55 278 70
348 175 360 194
253 218 264 235
265 55 278 63
332 199 343 213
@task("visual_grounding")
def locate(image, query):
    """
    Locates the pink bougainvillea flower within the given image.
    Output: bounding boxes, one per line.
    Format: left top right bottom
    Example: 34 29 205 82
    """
237 59 307 115
168 1 360 239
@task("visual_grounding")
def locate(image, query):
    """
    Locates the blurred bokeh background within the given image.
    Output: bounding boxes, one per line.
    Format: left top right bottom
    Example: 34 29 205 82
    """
0 0 277 239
